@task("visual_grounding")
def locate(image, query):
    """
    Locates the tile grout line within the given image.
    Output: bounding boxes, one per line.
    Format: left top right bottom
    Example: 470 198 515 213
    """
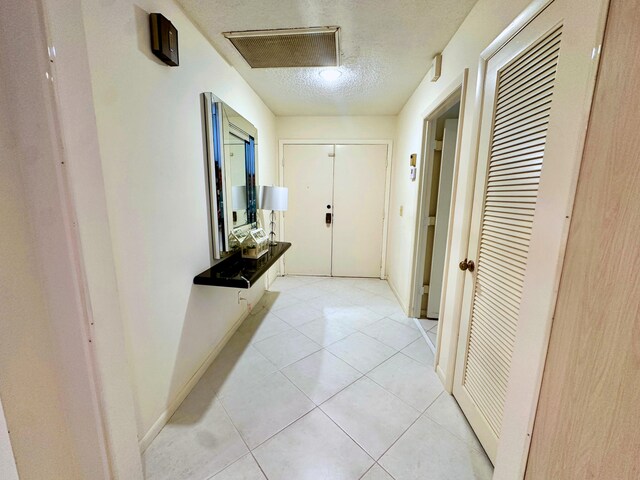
248 451 270 480
207 397 258 480
221 364 323 454
216 378 314 478
421 391 488 455
247 406 319 453
316 404 378 469
363 351 440 414
376 462 397 480
314 366 425 465
374 388 445 469
169 277 444 480
247 284 411 467
356 320 422 351
285 278 465 471
280 348 365 405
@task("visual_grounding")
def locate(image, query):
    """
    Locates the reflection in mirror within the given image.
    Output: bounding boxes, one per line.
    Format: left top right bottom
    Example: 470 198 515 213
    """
229 135 248 227
202 92 258 260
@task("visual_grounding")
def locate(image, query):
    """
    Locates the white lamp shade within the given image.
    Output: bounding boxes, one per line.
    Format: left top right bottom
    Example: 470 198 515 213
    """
259 185 288 211
231 185 247 211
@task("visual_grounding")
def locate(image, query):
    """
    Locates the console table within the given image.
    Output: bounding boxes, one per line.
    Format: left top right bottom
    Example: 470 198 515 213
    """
193 242 291 288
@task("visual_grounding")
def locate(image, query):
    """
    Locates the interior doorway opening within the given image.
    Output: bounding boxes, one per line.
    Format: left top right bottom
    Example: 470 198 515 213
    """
410 88 463 349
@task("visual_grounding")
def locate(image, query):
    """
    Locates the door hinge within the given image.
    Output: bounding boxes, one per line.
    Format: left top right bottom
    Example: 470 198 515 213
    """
423 284 430 294
427 216 436 226
434 140 443 152
328 153 335 157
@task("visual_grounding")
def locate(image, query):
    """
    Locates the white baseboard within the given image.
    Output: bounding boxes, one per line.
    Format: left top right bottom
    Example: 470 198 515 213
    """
436 364 449 392
138 308 252 453
387 275 410 315
413 318 436 351
414 318 448 389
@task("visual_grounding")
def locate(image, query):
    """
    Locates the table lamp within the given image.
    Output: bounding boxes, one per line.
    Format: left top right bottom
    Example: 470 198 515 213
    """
259 186 288 245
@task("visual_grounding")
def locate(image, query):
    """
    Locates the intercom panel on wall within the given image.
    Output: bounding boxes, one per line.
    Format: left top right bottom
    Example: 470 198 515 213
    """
149 13 179 66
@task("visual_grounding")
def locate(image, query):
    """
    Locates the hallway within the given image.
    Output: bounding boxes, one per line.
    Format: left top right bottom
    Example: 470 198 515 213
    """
143 277 492 479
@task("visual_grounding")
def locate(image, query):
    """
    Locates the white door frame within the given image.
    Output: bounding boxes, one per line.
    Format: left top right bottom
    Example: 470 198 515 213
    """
461 0 609 477
21 0 144 477
278 139 393 279
408 71 469 388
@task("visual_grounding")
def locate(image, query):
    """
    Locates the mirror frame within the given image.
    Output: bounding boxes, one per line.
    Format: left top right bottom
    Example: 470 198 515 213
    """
202 92 258 260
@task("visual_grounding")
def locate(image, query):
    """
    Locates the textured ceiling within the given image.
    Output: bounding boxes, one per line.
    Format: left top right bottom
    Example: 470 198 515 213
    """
176 0 479 115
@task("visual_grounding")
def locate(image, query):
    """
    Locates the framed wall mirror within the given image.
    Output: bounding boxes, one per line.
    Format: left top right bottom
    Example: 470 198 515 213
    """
202 92 258 259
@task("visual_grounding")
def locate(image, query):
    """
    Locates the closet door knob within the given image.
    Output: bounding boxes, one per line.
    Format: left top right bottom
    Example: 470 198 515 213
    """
459 259 475 272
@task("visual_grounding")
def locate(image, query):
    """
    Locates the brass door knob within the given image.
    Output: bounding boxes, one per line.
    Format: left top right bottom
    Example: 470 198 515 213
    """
459 259 475 272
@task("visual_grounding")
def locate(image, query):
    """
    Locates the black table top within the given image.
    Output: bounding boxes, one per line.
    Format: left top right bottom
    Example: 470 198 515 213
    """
193 242 291 288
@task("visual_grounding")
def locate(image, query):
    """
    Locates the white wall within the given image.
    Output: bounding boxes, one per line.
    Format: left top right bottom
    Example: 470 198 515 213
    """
385 0 533 376
278 116 396 141
79 0 278 444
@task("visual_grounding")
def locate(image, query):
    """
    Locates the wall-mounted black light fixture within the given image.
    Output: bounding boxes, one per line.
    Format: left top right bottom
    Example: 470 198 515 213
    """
149 13 179 66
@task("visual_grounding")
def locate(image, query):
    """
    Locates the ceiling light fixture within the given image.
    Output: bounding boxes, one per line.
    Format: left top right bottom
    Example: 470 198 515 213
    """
319 68 342 81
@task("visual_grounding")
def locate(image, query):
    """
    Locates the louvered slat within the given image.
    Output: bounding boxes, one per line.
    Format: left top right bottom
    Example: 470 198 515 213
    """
493 98 553 132
493 110 550 139
463 25 562 437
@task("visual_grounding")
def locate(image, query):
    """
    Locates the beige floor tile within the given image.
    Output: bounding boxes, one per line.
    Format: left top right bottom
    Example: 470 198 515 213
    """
322 305 384 330
288 283 330 300
308 293 354 310
143 397 247 480
256 290 300 312
388 312 420 330
418 318 438 331
426 329 437 346
362 318 421 350
282 350 361 404
272 303 324 327
145 276 467 480
267 275 316 292
238 311 292 344
253 409 373 480
379 416 493 480
253 329 321 368
425 393 484 452
364 297 404 317
361 464 395 480
296 317 358 346
209 453 266 480
326 332 396 374
367 353 443 411
198 343 278 399
401 338 435 366
321 377 420 459
220 372 314 449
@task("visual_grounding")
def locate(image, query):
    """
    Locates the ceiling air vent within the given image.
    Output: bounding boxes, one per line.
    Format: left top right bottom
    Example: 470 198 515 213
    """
223 27 340 68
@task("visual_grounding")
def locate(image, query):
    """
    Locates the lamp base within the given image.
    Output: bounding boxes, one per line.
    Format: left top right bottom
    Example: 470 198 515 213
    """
268 210 278 246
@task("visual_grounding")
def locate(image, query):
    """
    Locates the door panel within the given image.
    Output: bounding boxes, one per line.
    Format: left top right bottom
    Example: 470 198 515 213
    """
283 144 334 275
427 119 458 317
454 1 576 461
332 145 387 277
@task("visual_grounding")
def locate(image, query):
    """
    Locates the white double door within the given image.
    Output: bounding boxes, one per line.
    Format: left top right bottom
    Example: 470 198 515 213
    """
283 144 387 277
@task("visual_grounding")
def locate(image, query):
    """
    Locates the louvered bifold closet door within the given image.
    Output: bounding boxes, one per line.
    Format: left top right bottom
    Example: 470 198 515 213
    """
463 27 563 437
